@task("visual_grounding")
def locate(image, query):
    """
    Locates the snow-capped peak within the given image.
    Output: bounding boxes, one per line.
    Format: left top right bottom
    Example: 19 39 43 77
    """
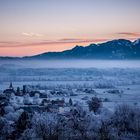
133 39 140 45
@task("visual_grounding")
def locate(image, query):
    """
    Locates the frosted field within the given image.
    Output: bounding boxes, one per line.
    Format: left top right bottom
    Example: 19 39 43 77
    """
0 60 140 110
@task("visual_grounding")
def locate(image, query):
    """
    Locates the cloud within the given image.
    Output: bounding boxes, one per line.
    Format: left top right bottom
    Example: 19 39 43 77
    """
22 32 43 37
117 32 140 37
0 38 108 48
59 38 84 41
58 38 108 43
0 41 20 44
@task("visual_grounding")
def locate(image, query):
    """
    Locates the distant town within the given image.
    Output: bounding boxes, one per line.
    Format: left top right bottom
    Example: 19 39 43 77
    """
1 83 74 114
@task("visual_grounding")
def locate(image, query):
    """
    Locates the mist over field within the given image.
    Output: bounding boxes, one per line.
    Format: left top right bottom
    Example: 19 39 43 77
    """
0 59 140 68
0 59 140 107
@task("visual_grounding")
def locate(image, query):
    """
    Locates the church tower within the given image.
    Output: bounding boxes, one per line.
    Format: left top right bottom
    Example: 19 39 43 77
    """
9 82 13 89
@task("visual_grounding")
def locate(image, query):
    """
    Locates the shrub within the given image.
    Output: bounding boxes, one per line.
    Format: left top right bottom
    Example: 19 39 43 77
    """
87 97 102 114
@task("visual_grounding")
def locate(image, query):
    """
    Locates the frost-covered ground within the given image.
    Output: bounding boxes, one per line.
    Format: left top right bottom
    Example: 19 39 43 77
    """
0 60 140 110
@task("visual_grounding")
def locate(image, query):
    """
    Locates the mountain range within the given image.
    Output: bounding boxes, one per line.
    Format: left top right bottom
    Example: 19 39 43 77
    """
1 39 140 59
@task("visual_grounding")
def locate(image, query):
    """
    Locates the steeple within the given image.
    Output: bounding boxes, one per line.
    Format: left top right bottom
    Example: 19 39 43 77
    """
9 82 13 89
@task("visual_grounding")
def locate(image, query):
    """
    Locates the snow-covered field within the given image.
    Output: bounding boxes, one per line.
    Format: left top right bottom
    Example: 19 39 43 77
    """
0 60 140 110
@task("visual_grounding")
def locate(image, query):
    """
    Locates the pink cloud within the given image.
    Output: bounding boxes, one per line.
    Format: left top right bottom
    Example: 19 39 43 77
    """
0 38 108 48
117 32 140 37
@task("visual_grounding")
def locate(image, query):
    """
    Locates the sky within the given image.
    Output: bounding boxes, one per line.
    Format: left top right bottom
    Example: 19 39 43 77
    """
0 0 140 57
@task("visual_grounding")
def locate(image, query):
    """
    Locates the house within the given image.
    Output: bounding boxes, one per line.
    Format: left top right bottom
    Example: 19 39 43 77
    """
51 99 65 107
15 87 23 96
29 90 47 98
20 105 50 113
0 94 9 107
3 83 15 97
49 104 59 113
41 99 51 106
29 91 40 97
39 92 48 98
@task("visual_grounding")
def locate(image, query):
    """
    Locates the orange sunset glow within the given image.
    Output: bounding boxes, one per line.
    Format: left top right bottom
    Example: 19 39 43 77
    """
0 0 140 56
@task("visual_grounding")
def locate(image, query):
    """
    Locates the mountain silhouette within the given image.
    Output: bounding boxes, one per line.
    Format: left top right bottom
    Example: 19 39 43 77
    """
1 39 140 59
28 39 140 59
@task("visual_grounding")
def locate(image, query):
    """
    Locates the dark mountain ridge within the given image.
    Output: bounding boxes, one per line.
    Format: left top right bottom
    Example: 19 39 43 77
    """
1 39 140 59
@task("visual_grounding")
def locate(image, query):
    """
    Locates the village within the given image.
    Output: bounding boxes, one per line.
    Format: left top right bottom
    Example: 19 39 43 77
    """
1 83 72 114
